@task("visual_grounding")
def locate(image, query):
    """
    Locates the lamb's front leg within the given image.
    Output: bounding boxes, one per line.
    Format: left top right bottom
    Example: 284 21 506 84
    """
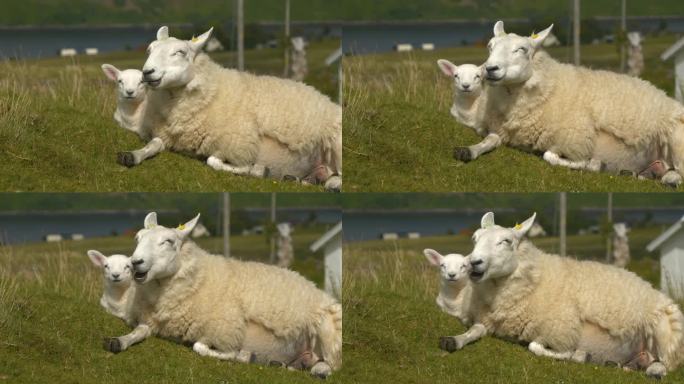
453 133 502 162
528 341 588 363
543 151 603 172
117 137 165 168
103 323 151 353
206 156 270 178
439 323 486 352
192 342 256 364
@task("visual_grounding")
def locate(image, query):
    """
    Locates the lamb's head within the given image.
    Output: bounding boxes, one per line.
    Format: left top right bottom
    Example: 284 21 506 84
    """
130 212 200 284
87 250 133 285
101 64 146 102
468 211 536 283
437 60 484 95
141 26 213 89
424 248 470 284
483 21 553 86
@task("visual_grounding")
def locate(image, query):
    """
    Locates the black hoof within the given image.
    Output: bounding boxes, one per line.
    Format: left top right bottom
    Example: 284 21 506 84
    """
269 360 286 368
116 152 136 168
249 352 257 364
439 336 457 352
263 167 271 178
283 175 299 182
619 169 635 177
103 337 122 353
453 147 472 162
326 187 341 194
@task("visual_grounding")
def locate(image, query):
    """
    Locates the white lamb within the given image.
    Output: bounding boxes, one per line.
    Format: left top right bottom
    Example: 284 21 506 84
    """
101 64 165 166
120 26 342 191
447 211 684 378
86 250 134 321
423 248 472 324
462 21 684 186
103 212 342 378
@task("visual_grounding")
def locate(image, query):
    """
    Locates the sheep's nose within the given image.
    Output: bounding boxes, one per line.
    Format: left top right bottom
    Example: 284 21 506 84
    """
126 90 134 96
131 258 144 266
486 65 499 73
112 273 120 279
471 259 483 266
448 272 456 278
142 68 155 76
462 84 470 89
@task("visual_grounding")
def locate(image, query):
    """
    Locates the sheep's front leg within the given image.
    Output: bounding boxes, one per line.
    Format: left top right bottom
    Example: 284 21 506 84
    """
117 137 165 168
103 324 151 353
439 323 486 352
528 341 587 363
543 151 602 172
206 156 270 178
192 342 256 364
453 133 501 162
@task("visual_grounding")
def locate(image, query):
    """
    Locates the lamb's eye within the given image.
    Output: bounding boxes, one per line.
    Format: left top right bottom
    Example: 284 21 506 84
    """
104 265 110 269
475 75 481 80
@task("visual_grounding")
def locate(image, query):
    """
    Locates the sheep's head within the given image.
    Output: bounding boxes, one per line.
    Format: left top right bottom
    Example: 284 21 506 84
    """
424 248 470 284
437 60 484 95
483 21 553 86
130 212 200 284
87 250 133 285
101 64 146 102
468 212 536 283
142 26 213 89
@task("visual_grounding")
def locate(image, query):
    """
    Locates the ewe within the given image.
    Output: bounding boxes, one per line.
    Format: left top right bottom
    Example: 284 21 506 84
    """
457 21 684 186
104 213 342 378
120 26 342 191
445 211 684 378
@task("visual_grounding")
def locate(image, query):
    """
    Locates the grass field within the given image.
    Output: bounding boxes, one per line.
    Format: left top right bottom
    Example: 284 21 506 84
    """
0 226 345 384
0 39 340 192
342 227 684 383
344 35 682 192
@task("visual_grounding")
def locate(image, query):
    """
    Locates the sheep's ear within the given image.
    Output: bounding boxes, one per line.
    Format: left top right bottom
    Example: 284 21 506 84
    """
144 212 158 229
87 250 107 268
157 26 169 40
437 59 458 77
176 213 200 239
513 212 537 238
189 27 213 52
530 24 553 49
493 20 506 37
101 64 120 81
423 249 443 266
481 212 495 229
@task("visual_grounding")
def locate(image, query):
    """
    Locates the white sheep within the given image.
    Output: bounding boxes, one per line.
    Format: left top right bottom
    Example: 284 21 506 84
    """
423 248 472 325
447 211 684 378
101 64 166 167
86 250 134 321
462 21 684 186
104 212 342 378
120 26 342 191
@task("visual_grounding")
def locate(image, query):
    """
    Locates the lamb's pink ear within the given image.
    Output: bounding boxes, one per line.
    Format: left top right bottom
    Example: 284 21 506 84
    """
101 64 119 82
189 27 213 52
513 212 537 238
423 248 444 266
157 26 169 40
530 24 554 49
87 250 107 268
493 20 506 37
437 59 457 77
176 213 200 239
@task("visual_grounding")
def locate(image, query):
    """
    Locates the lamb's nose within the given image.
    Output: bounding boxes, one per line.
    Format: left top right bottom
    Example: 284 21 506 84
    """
462 84 470 89
471 259 483 266
131 258 144 266
448 272 456 278
486 65 499 73
126 90 134 96
112 273 120 279
142 68 155 76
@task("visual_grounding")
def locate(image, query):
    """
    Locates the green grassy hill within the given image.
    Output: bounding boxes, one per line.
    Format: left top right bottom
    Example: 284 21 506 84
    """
344 36 682 192
343 229 682 383
0 39 340 192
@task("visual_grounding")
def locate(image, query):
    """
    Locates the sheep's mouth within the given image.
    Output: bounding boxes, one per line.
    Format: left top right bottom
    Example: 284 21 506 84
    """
145 77 162 87
134 270 148 282
470 270 485 281
486 75 503 82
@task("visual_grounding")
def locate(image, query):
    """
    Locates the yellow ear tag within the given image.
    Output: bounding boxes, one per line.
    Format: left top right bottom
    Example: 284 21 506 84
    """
191 36 198 43
514 223 522 230
177 224 186 230
531 33 539 39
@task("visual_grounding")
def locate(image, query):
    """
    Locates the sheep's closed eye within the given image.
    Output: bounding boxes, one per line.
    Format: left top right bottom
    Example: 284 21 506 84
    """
161 239 174 246
498 239 512 246
515 47 528 54
173 50 187 57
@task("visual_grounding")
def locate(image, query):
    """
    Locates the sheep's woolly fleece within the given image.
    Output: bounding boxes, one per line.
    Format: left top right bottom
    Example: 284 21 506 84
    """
471 240 684 370
143 53 342 167
129 241 342 369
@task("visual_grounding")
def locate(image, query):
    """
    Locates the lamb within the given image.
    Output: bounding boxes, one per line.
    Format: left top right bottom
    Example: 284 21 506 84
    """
423 248 473 325
103 212 342 378
86 250 134 321
436 61 487 136
101 64 165 167
445 211 684 378
458 21 684 187
120 26 342 191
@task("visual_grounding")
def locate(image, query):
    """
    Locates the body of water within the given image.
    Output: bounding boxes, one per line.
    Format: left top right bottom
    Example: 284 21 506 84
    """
343 18 684 55
0 208 341 245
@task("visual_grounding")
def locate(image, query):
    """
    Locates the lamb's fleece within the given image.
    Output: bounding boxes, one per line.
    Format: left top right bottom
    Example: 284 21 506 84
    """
142 54 342 167
436 279 474 326
484 51 684 170
472 240 684 370
130 241 342 369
